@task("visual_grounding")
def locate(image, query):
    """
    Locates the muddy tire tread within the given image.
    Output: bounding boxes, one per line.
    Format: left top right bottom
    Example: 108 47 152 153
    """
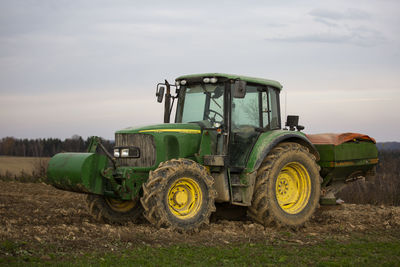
141 158 216 232
248 142 321 228
86 194 142 224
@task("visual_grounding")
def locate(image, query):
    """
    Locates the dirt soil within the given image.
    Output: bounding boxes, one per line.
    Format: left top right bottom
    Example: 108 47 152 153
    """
1 180 400 256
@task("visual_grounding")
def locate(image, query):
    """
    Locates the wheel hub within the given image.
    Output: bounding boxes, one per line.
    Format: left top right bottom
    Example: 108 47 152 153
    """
171 188 189 206
167 178 202 219
275 162 311 214
105 197 137 213
277 178 289 195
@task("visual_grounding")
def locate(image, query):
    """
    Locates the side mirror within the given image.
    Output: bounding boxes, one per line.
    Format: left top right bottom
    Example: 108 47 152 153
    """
286 115 305 131
233 80 246 98
156 86 165 103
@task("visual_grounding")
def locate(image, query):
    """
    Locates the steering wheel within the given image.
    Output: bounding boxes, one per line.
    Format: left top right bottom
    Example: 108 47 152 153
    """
206 109 224 125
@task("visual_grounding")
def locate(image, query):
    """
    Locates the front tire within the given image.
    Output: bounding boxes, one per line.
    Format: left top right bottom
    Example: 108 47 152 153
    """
248 142 321 228
86 194 143 224
141 159 216 232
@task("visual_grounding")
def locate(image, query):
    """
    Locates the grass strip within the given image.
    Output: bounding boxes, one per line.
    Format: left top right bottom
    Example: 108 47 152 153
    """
2 237 400 266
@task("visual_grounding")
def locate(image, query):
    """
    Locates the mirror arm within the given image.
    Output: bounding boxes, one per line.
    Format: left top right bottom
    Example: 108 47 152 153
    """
164 80 171 123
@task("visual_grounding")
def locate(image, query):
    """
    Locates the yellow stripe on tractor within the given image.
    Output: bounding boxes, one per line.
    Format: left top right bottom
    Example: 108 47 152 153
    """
139 129 201 134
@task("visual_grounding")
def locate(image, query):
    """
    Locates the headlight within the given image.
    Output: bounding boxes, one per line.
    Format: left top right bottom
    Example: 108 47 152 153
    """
121 148 129 157
210 77 218 83
180 79 187 85
203 77 210 83
114 147 140 158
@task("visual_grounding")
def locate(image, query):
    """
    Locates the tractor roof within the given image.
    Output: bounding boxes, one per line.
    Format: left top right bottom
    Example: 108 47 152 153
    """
176 73 282 90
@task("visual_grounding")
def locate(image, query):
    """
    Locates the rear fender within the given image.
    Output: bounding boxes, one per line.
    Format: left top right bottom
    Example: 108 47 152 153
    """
245 130 319 173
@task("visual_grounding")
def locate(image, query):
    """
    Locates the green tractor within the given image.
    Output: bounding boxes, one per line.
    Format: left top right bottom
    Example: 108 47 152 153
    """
47 73 378 231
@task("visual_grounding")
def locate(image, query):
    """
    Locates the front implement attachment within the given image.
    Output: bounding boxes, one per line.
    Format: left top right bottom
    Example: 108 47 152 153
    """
47 152 107 194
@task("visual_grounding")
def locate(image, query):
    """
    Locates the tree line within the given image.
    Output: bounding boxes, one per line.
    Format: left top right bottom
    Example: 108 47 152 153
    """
0 135 114 157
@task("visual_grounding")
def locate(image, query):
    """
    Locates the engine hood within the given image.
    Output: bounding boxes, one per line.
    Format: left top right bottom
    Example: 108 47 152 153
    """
115 123 203 166
116 123 202 135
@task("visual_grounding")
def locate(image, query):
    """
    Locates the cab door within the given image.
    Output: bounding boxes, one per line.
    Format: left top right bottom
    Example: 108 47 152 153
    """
229 85 281 168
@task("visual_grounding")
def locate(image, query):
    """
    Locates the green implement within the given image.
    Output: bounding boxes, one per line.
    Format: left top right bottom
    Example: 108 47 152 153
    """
47 153 107 194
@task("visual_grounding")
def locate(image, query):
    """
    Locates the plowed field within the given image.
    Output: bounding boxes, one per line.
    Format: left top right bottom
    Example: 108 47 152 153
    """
1 180 400 261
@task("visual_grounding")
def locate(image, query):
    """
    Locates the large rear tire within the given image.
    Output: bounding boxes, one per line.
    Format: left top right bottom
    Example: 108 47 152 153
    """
86 194 143 224
248 142 321 228
141 159 216 232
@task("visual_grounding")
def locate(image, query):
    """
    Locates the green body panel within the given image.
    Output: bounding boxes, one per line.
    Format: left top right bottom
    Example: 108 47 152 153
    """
245 130 310 173
118 123 203 167
315 142 378 163
47 153 107 194
195 130 213 165
315 141 378 183
176 73 283 89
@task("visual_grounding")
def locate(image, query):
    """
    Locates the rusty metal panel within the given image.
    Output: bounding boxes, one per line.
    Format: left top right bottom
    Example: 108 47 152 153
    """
212 172 230 202
115 133 156 167
203 155 226 166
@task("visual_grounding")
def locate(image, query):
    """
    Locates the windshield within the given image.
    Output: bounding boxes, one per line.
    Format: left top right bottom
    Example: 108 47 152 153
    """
176 83 224 127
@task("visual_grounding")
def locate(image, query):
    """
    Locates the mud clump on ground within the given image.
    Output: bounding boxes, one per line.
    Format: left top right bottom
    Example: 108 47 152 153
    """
1 180 400 255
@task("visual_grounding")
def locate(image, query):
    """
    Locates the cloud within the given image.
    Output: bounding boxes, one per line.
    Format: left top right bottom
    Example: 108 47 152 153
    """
265 7 384 47
267 33 348 44
265 28 385 47
309 8 371 21
312 17 338 27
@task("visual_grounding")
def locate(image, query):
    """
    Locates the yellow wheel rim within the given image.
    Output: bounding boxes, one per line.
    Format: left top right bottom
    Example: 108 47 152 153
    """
167 177 202 220
275 162 311 214
105 197 136 213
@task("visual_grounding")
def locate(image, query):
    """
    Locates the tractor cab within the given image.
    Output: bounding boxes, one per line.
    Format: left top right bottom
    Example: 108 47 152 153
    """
157 73 283 169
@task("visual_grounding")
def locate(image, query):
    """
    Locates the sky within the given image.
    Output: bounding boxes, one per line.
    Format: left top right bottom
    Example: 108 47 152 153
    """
0 0 399 142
